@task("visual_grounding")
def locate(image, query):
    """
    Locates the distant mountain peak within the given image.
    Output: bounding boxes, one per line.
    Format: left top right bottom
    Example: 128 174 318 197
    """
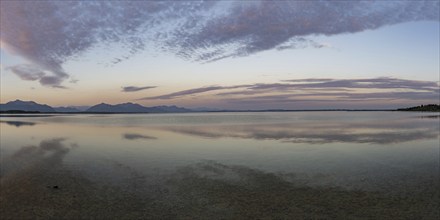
1 99 55 112
10 99 37 104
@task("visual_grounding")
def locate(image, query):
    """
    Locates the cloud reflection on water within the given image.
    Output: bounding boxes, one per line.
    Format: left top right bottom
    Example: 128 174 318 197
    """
158 117 439 144
0 120 36 127
2 138 72 177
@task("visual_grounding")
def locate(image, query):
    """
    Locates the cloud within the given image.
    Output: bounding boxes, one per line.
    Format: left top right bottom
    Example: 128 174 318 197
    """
69 78 79 84
248 77 439 92
122 86 156 92
140 85 248 100
1 1 438 87
281 78 333 83
220 92 439 106
176 1 439 61
6 64 68 88
122 133 157 140
141 77 440 104
0 1 214 87
220 78 440 108
39 76 67 88
6 65 44 81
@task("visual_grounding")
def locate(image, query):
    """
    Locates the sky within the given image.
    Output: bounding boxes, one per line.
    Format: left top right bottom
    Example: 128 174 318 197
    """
0 0 439 110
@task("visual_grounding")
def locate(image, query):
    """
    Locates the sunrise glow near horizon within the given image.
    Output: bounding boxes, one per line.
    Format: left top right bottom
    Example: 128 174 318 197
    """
1 1 439 110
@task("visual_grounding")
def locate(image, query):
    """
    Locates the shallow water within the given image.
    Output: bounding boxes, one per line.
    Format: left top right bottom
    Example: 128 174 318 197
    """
1 112 439 219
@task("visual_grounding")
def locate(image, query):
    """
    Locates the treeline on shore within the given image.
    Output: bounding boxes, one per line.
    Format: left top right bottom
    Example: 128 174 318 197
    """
397 104 440 112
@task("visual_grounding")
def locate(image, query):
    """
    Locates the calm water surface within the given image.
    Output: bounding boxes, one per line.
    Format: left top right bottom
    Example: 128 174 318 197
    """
1 112 439 219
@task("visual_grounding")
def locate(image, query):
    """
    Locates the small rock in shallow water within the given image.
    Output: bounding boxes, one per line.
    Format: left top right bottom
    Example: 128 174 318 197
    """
53 185 59 189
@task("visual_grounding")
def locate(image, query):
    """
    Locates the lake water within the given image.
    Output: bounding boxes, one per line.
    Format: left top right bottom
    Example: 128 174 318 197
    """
1 112 439 219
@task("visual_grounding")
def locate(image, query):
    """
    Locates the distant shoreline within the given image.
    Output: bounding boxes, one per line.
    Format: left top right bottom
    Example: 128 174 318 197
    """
2 100 439 114
1 109 439 115
1 104 439 114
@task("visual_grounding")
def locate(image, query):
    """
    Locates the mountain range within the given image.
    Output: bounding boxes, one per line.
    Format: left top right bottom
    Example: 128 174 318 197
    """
0 100 193 113
85 102 191 113
2 100 438 113
0 100 56 112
